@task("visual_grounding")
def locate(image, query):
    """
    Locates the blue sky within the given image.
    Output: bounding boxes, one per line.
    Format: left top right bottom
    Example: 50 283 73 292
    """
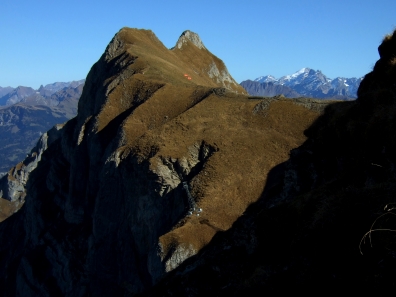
1 0 396 88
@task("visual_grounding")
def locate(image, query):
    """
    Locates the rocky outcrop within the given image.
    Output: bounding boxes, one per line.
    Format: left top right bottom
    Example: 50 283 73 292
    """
0 124 63 202
0 28 323 296
172 30 245 93
174 30 206 50
0 124 63 222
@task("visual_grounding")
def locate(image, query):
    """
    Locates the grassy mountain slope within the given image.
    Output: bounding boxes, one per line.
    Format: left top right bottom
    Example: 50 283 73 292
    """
0 28 328 296
143 29 396 296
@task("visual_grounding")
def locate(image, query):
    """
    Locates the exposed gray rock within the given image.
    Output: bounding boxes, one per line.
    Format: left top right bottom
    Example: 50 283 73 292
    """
252 96 331 115
160 243 197 273
292 97 332 113
174 30 206 50
207 61 236 89
0 124 63 202
172 30 243 93
252 97 277 115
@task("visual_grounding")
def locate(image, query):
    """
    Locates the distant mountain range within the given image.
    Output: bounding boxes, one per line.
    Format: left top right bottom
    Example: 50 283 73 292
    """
0 87 14 98
0 79 85 106
0 80 84 175
240 68 363 100
240 81 301 98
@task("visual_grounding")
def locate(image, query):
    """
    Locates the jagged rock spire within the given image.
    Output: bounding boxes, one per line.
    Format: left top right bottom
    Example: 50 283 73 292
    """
174 30 206 50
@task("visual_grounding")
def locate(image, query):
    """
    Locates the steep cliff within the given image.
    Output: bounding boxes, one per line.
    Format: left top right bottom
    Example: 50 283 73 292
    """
143 30 396 296
0 124 63 220
0 28 326 296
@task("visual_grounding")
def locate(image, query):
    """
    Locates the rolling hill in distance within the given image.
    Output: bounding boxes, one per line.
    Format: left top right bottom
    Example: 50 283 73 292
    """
0 26 396 296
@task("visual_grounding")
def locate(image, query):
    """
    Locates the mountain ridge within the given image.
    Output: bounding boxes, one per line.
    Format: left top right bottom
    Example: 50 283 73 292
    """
242 67 362 99
0 79 85 106
0 83 84 175
0 28 323 296
141 29 396 296
240 80 301 98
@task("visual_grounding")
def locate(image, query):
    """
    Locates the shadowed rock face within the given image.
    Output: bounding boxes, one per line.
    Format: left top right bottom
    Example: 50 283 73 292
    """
0 28 326 296
0 124 64 223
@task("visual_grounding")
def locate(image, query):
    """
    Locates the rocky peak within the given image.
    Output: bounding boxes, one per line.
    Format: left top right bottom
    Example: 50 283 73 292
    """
174 30 206 50
0 87 14 98
77 27 245 123
0 27 318 296
0 86 36 106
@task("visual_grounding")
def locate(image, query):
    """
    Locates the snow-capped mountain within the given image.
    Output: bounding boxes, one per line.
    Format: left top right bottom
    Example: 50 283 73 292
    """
246 68 363 99
254 75 278 84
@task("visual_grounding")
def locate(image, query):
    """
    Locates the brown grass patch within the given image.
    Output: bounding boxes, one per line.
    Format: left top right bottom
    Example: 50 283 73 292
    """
0 198 23 222
75 28 327 269
136 95 322 257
